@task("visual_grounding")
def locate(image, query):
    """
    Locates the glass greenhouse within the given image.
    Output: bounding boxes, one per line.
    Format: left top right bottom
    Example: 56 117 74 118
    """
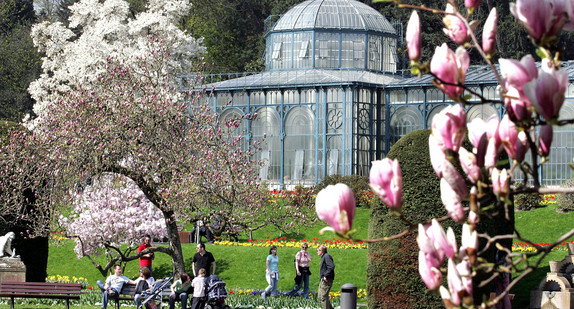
191 0 574 188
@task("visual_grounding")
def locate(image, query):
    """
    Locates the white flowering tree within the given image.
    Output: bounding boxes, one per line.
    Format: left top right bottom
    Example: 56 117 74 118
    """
60 174 167 276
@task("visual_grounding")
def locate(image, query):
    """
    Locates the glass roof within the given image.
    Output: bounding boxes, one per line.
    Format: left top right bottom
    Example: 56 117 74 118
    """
272 0 396 34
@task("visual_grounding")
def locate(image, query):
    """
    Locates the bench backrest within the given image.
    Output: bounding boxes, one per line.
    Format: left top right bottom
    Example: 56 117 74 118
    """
120 284 170 298
0 282 82 296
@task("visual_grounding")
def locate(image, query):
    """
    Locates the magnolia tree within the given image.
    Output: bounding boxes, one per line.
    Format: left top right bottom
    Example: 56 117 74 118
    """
315 0 574 308
60 173 167 276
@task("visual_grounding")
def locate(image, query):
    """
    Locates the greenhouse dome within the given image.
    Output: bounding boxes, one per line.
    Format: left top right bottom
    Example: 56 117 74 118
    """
265 0 398 72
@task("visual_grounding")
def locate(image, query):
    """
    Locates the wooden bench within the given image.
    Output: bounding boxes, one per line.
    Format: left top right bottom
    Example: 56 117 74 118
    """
114 283 171 309
0 281 82 309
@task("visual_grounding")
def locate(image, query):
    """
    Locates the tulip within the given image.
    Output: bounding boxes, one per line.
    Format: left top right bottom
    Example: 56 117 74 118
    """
315 184 356 234
441 178 465 223
491 168 509 199
406 11 421 62
458 147 481 183
465 0 482 9
370 158 403 210
419 251 442 290
482 8 497 54
430 44 470 100
443 4 469 44
538 124 553 157
431 104 467 153
510 0 555 42
525 60 568 121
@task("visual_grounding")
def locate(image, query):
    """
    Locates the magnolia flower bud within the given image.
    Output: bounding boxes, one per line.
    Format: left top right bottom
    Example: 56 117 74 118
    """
538 124 553 157
430 45 470 100
431 104 467 153
315 184 356 234
419 251 442 290
443 4 469 44
482 8 497 54
370 158 403 210
491 168 510 200
406 11 422 61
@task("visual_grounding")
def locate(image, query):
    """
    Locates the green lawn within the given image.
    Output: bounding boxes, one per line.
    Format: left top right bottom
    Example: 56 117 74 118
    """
510 203 574 309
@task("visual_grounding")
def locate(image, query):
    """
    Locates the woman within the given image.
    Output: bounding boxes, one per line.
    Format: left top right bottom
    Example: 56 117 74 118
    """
134 267 155 308
287 242 312 298
169 273 192 309
261 245 279 301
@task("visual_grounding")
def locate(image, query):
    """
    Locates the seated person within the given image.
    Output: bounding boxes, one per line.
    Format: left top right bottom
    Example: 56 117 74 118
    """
169 273 192 309
190 220 214 244
134 267 155 309
97 264 136 309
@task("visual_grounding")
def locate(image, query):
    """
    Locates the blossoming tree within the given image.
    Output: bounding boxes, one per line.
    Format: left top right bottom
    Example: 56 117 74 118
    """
315 0 574 308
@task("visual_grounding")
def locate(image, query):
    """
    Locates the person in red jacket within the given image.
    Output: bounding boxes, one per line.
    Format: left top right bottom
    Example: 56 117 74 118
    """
138 235 154 274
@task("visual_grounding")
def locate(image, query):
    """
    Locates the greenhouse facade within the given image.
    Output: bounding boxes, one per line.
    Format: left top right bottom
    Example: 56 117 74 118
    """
194 0 574 188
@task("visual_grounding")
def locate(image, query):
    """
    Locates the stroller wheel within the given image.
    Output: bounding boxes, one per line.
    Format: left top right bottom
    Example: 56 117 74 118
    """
223 306 231 309
204 305 212 309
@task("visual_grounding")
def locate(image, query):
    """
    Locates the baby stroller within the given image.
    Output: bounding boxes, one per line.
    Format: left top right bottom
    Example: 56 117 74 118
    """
204 275 230 309
138 275 173 309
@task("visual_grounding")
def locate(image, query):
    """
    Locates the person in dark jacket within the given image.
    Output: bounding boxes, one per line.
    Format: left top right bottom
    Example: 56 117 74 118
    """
317 245 335 309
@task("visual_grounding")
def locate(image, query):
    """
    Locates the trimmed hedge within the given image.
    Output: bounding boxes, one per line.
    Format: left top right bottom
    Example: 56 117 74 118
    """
367 130 448 308
557 179 574 212
316 174 378 207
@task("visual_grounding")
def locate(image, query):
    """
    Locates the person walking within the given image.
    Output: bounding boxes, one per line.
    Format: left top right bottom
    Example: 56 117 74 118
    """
287 242 312 298
317 245 335 309
261 245 279 301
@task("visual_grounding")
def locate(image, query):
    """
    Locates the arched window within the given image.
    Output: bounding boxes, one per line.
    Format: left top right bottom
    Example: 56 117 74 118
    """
252 107 281 182
285 107 315 183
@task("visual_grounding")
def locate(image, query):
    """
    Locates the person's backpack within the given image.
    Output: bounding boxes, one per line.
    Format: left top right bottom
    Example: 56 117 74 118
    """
135 279 150 295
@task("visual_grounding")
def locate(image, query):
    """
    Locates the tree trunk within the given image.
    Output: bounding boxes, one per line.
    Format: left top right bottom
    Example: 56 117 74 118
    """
164 211 185 279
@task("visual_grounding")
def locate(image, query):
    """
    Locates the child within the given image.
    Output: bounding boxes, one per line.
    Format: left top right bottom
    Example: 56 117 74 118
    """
191 268 207 309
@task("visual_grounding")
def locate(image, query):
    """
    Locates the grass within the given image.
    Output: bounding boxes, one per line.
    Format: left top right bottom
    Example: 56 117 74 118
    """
510 203 574 309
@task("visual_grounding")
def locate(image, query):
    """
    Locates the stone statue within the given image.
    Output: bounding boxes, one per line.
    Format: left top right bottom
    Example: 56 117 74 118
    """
0 232 18 258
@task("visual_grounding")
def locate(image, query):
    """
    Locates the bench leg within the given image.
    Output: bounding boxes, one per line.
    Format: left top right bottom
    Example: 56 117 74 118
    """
9 296 14 309
65 299 70 309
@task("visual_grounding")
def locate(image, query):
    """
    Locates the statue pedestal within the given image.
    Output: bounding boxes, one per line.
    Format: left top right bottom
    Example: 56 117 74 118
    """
0 258 26 283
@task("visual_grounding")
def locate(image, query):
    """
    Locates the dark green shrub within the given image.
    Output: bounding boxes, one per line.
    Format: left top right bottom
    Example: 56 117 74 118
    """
367 130 449 308
513 182 542 211
557 179 574 212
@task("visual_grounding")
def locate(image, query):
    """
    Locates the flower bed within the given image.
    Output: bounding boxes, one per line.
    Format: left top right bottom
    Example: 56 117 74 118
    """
215 236 367 250
512 240 573 252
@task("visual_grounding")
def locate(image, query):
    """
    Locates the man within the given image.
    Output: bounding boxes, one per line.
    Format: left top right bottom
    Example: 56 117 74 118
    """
190 220 214 244
138 235 154 274
317 245 335 309
97 264 136 309
192 242 216 277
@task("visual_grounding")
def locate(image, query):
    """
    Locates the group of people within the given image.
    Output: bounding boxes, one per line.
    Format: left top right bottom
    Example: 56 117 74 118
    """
97 236 219 309
261 243 336 309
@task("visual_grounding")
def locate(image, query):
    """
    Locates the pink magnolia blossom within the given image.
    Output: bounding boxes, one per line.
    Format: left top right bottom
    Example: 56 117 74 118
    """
441 178 466 223
447 258 465 306
484 115 502 168
538 124 553 157
418 223 442 268
465 0 482 9
441 160 469 199
370 158 403 210
406 11 421 61
482 8 497 54
504 87 533 122
510 0 556 42
467 118 488 167
315 184 356 234
499 114 527 161
431 104 467 153
499 55 538 90
443 4 470 44
429 134 447 178
524 60 569 121
460 223 478 258
419 251 443 290
456 259 473 298
491 168 510 199
430 44 470 100
458 147 481 183
427 219 458 260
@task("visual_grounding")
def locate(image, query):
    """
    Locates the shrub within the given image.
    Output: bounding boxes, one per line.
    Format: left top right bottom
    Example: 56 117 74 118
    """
514 183 542 211
557 179 574 212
